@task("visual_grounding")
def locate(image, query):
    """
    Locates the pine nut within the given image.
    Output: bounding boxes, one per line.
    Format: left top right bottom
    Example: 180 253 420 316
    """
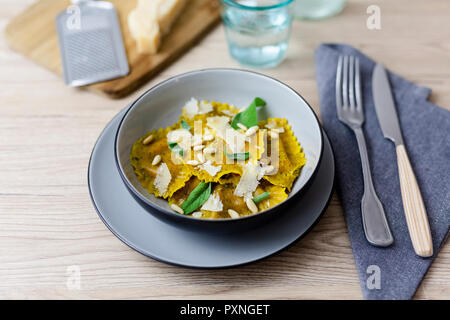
245 126 259 137
193 145 205 151
152 155 161 166
193 135 203 146
228 209 240 219
246 198 258 213
143 135 154 145
187 160 199 165
170 204 184 214
143 166 157 175
197 152 205 163
203 147 216 154
237 123 248 131
192 211 202 218
264 165 275 174
203 135 214 141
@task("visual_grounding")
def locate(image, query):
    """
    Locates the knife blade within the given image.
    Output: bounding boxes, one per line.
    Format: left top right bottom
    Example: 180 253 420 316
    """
372 63 404 145
371 63 433 258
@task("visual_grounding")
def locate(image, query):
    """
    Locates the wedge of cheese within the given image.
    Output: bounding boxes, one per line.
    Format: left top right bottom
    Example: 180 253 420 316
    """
128 8 161 54
157 0 186 35
129 0 186 54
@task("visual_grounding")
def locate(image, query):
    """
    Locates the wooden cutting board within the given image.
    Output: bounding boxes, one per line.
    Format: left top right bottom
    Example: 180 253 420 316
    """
4 0 220 99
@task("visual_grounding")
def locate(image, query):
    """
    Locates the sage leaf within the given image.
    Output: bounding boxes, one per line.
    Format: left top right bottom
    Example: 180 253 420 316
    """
231 97 266 130
225 150 250 161
181 120 191 131
181 182 212 214
168 142 184 156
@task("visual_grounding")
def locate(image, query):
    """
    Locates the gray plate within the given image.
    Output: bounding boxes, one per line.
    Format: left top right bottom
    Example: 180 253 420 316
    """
88 108 335 268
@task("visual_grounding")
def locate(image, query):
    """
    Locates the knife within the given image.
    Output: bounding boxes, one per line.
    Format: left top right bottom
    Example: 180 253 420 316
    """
372 63 433 257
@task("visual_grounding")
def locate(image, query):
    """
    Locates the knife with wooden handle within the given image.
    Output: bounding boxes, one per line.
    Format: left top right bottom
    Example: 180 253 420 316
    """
372 63 433 258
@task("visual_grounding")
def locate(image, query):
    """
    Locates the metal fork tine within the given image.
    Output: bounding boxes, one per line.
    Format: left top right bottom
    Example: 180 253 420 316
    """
342 56 349 108
334 55 393 246
355 57 362 110
335 55 393 247
349 56 356 109
336 55 343 109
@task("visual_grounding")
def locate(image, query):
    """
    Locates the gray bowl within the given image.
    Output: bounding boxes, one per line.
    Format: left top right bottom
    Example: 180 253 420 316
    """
115 69 323 231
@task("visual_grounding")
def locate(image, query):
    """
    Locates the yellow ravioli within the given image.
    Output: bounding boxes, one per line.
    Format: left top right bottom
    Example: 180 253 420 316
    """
130 122 192 198
259 118 307 191
168 177 288 219
130 100 306 219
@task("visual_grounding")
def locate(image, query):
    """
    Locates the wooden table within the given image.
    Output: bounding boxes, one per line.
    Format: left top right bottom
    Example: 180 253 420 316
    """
0 0 448 299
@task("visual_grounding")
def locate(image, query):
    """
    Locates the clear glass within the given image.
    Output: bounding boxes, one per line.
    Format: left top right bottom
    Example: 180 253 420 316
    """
220 0 294 69
294 0 346 20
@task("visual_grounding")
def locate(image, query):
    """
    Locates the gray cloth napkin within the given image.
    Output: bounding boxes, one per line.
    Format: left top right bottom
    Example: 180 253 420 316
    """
314 44 450 300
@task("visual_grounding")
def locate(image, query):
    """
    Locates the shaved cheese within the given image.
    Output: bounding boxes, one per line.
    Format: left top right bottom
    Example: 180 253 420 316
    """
167 128 191 142
183 97 199 118
264 120 277 129
265 120 285 133
221 109 237 117
204 128 212 136
206 116 230 136
199 101 213 114
183 98 214 118
234 162 261 198
198 160 222 177
201 192 223 212
257 160 271 179
224 128 246 154
167 129 192 150
154 163 171 195
206 116 247 154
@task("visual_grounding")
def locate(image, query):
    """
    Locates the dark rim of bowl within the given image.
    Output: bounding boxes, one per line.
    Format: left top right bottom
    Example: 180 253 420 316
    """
114 68 324 224
88 116 335 269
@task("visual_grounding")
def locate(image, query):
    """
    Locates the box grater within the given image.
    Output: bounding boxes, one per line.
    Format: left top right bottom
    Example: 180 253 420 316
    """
56 0 129 87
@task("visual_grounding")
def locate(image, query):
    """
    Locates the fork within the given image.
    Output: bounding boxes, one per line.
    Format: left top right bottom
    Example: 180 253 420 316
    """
336 55 394 247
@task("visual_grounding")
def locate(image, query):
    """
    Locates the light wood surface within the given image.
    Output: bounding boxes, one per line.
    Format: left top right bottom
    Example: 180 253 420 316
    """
396 144 433 258
0 0 449 300
4 0 220 98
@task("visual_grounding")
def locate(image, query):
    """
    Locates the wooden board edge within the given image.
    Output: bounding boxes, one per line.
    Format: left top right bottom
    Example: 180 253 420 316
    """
3 0 221 100
4 0 51 48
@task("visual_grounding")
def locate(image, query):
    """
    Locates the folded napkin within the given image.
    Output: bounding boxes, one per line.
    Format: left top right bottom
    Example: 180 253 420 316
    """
315 44 450 300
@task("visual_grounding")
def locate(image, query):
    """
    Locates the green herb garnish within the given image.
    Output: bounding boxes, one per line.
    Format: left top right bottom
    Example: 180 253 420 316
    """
181 120 191 131
181 182 212 214
252 192 270 204
168 142 184 156
225 150 250 161
231 97 266 130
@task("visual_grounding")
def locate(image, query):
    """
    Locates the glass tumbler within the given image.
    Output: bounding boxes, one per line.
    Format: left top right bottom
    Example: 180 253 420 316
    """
294 0 346 20
220 0 295 69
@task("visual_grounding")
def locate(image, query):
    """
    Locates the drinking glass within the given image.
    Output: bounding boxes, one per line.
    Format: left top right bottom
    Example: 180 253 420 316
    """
294 0 346 20
220 0 295 68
